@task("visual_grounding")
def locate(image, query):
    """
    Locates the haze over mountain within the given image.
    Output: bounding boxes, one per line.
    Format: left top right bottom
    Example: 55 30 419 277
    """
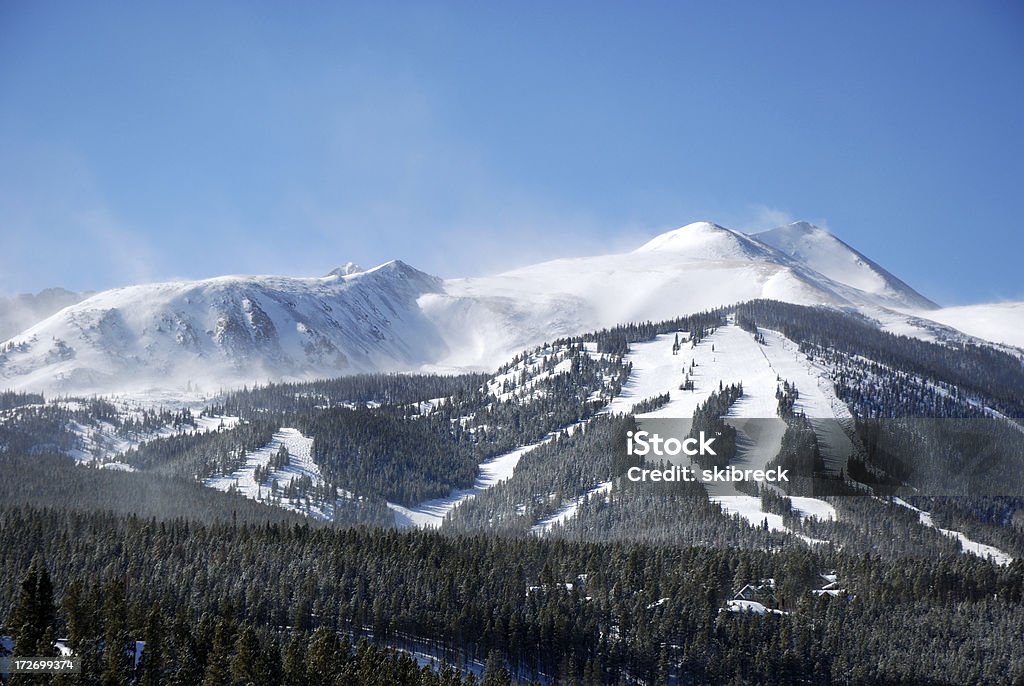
0 221 1017 394
0 287 89 341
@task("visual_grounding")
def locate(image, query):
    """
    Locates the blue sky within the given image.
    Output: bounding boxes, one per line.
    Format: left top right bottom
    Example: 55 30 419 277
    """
1 1 1021 305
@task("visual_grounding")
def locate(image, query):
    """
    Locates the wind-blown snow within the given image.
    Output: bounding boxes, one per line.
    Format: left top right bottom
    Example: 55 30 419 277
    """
756 222 937 310
0 261 447 394
424 222 848 371
913 302 1024 351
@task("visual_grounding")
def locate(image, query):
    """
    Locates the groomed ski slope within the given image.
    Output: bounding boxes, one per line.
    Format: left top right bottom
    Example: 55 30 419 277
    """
388 443 533 528
893 498 1013 566
757 328 856 473
606 323 848 482
535 324 786 535
530 482 613 535
572 323 845 538
205 427 347 520
389 421 590 528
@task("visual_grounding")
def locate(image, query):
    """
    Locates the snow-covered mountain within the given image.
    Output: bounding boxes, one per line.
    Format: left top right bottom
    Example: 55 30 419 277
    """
0 220 1011 394
755 222 937 310
422 221 942 369
0 261 446 393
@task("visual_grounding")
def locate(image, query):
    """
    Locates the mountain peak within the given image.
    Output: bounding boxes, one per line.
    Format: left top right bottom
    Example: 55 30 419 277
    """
635 221 738 252
634 221 777 263
757 221 831 240
326 262 364 277
756 222 937 309
782 220 823 233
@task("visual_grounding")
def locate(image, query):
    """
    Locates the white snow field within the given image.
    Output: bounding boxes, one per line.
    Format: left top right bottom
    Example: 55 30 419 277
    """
606 324 779 423
204 428 348 520
892 498 1013 566
914 302 1024 351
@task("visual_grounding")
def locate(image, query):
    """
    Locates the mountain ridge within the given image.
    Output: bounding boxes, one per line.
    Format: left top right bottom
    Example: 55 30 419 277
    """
755 221 937 310
1 221 1015 394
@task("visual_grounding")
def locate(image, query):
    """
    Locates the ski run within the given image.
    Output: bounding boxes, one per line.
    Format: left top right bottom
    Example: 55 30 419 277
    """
892 497 1013 566
205 427 350 521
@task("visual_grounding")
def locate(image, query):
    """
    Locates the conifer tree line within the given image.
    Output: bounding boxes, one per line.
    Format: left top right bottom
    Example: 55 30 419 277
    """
3 506 1024 685
0 392 44 411
209 372 491 418
579 309 726 356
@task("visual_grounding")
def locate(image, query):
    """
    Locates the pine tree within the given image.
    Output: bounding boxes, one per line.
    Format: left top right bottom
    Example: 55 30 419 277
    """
168 617 203 686
481 650 512 686
201 621 233 686
305 627 341 686
100 578 131 686
138 605 166 686
230 625 268 686
63 581 104 685
281 633 308 686
9 557 57 657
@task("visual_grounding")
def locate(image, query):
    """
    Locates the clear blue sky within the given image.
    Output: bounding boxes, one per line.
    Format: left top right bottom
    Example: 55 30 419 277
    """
1 1 1021 305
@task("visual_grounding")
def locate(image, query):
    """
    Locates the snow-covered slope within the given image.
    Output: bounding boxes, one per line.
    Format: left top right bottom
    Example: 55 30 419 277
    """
205 427 350 521
755 222 937 310
0 261 446 393
423 221 913 370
